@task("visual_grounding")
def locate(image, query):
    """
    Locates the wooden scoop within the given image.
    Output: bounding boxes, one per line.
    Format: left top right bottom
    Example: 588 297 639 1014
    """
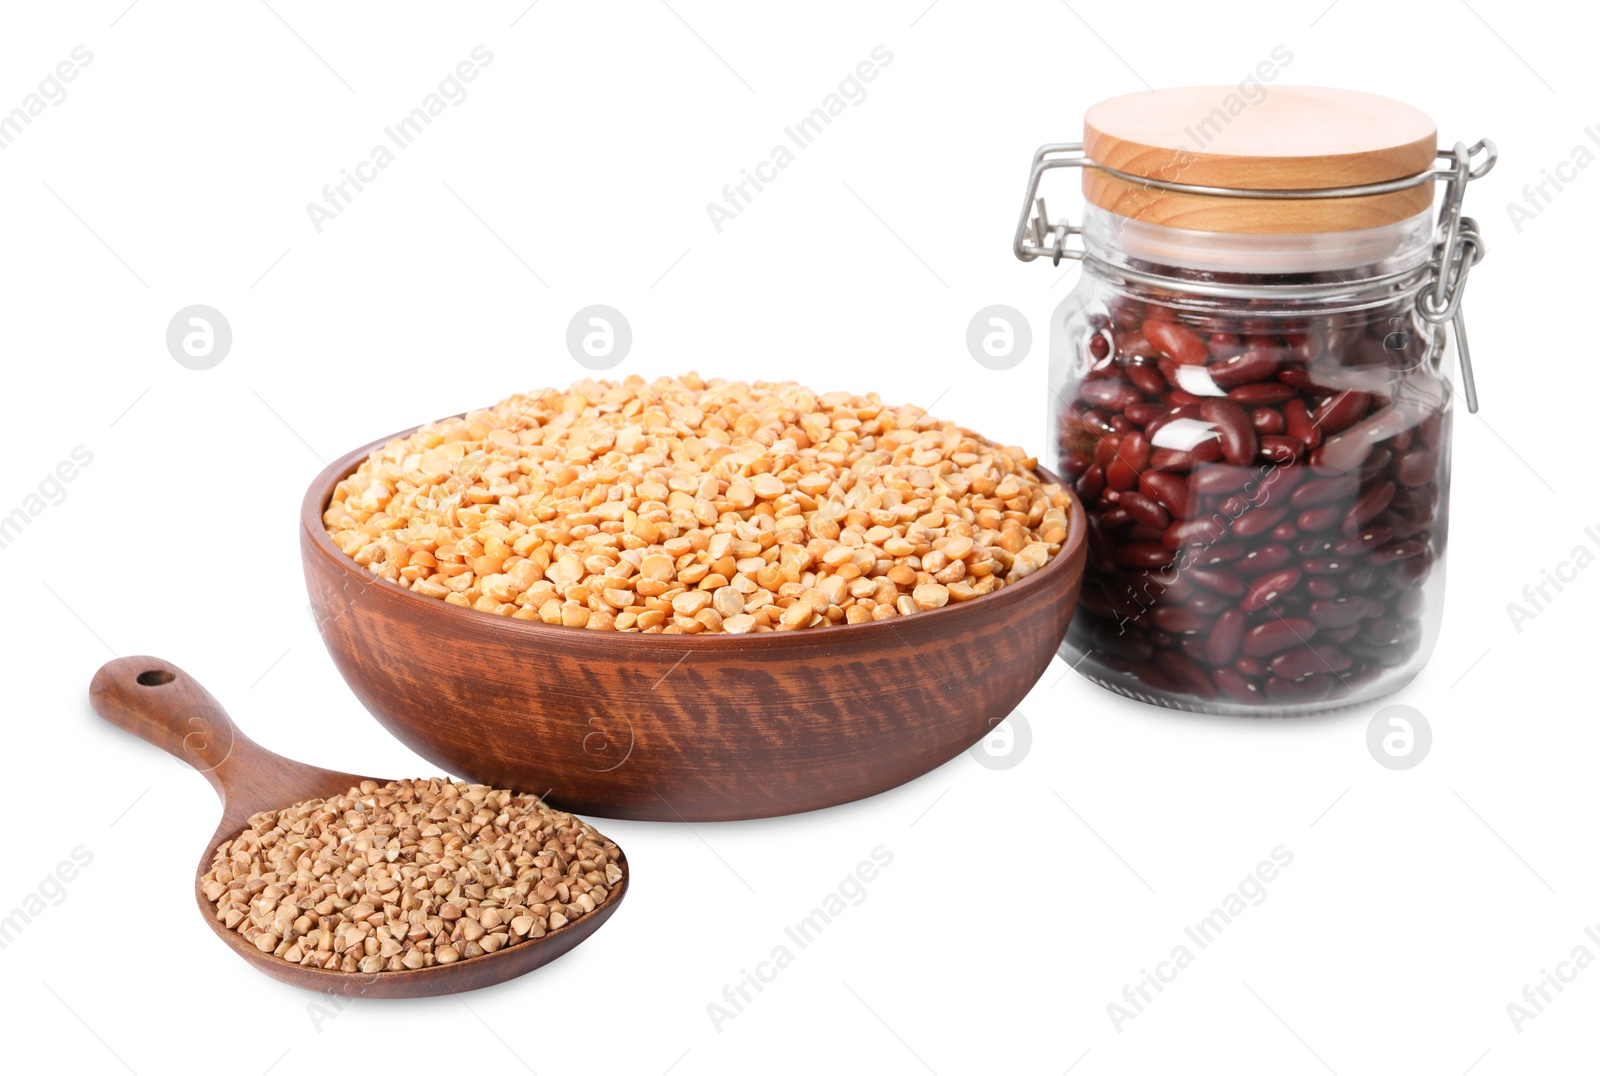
89 656 628 998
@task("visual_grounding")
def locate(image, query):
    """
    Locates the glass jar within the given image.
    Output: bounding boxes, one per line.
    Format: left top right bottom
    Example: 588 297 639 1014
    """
1013 87 1494 715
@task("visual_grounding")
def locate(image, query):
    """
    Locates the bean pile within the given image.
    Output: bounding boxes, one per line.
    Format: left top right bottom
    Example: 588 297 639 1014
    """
324 375 1072 633
1059 296 1447 708
202 779 622 973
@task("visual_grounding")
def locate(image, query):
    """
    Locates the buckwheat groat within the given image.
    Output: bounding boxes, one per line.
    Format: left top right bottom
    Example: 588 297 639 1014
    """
203 779 621 973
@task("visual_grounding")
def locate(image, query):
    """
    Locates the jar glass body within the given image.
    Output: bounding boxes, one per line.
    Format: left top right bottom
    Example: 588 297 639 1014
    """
1048 207 1453 715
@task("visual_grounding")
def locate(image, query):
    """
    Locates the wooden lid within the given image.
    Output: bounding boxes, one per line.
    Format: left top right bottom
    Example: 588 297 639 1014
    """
1083 86 1437 234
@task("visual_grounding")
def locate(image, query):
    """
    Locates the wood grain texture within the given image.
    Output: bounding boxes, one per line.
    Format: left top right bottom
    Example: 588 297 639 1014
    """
89 657 627 997
301 428 1089 822
1082 85 1437 233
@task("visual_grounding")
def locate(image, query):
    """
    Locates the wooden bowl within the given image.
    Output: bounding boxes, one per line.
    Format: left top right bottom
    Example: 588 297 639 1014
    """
301 427 1087 821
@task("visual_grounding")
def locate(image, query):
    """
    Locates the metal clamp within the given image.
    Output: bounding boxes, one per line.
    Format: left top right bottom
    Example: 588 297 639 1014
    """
1011 139 1497 410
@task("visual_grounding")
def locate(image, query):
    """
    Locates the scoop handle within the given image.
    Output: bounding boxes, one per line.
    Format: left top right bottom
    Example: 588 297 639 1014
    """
90 656 253 802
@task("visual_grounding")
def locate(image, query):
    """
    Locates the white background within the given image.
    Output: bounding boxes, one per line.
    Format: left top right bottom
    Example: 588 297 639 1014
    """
1 1 1595 1073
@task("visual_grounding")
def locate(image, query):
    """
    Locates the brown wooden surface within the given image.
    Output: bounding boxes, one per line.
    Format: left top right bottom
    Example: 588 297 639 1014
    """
300 427 1088 822
1082 86 1437 233
89 656 628 998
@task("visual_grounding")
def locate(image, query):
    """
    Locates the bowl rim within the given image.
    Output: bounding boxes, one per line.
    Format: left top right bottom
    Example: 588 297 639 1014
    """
300 420 1087 649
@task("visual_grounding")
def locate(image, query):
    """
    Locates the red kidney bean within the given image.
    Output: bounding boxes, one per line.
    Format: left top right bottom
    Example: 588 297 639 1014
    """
1305 578 1342 600
1236 544 1293 575
1119 490 1171 529
1191 543 1245 565
1242 618 1317 658
1310 430 1375 474
1081 379 1143 411
1209 348 1281 388
1296 535 1336 558
1258 435 1304 464
1212 666 1260 702
1369 539 1426 566
1124 402 1163 427
1251 408 1287 435
1241 567 1302 613
1144 320 1209 365
1269 521 1299 543
1283 399 1322 449
1312 390 1371 433
1150 605 1212 633
1095 507 1133 533
1190 466 1256 496
1291 475 1358 509
1201 398 1258 466
1105 432 1152 491
1105 456 1136 491
1118 432 1151 469
1207 608 1248 665
1323 624 1361 644
1126 362 1167 397
1278 368 1341 394
1188 567 1247 597
1308 597 1370 629
1296 505 1341 532
1232 505 1288 539
1115 543 1175 569
1358 449 1394 484
1140 472 1191 517
1302 556 1355 575
1234 657 1269 677
1077 464 1105 499
1341 481 1395 535
1333 524 1393 557
1229 382 1298 405
1164 517 1228 549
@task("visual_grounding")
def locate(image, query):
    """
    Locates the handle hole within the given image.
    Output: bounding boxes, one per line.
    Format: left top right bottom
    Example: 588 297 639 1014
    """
136 670 175 687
